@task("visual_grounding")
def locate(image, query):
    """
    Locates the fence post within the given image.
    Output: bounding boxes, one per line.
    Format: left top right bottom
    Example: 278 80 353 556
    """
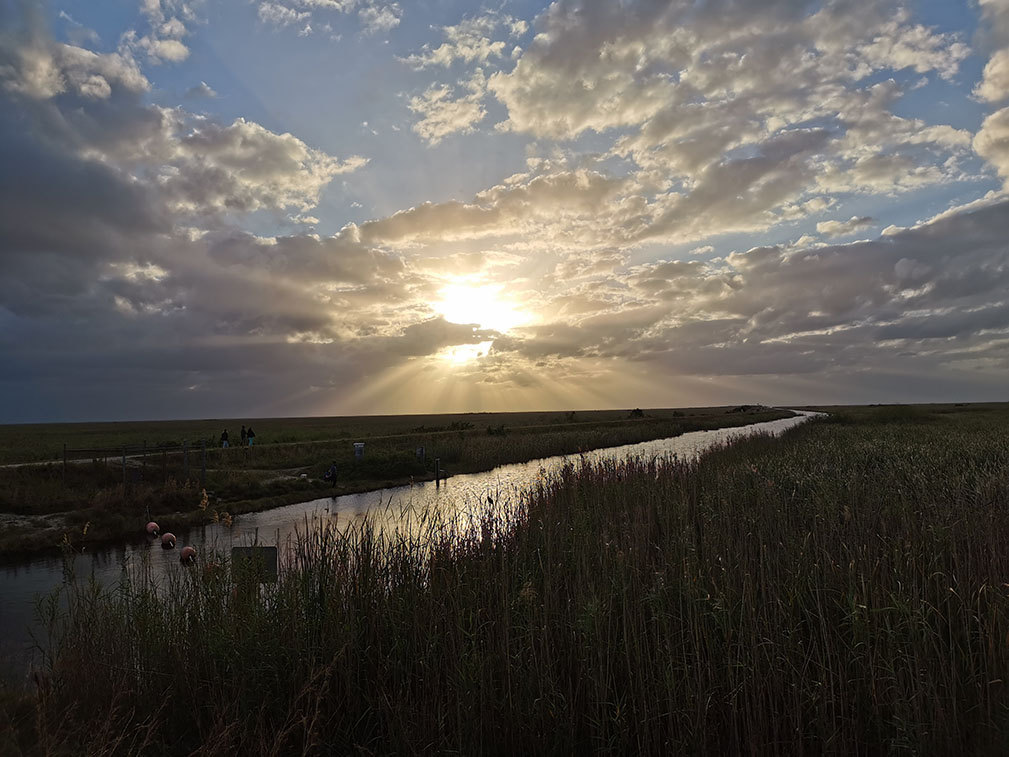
122 447 127 488
183 440 189 482
435 458 441 487
162 449 167 484
62 443 67 487
201 440 207 489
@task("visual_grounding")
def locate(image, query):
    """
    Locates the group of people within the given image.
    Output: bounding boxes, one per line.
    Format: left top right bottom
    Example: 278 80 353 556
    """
216 426 336 488
220 425 257 448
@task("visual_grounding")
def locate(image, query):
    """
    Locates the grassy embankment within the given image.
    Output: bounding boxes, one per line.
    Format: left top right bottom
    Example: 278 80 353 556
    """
2 403 1008 754
0 406 786 556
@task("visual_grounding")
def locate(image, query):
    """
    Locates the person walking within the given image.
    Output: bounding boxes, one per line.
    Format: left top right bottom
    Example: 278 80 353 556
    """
240 425 247 445
246 426 256 446
220 429 229 448
323 460 337 487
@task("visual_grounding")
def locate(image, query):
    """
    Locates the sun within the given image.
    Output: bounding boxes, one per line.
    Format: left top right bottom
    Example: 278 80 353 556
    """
434 282 528 334
442 341 493 364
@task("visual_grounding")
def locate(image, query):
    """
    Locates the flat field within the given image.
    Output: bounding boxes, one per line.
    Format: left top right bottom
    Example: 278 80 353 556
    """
0 405 787 556
4 402 1008 754
0 406 766 465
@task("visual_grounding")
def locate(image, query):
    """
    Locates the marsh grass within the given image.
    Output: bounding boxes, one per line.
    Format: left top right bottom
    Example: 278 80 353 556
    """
13 406 1009 754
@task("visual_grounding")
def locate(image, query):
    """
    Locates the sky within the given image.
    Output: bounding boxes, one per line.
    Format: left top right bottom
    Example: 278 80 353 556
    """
0 0 1007 423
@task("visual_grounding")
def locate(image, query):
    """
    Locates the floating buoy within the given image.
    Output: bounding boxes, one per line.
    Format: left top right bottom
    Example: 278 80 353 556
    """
146 521 160 537
180 546 197 564
161 532 176 549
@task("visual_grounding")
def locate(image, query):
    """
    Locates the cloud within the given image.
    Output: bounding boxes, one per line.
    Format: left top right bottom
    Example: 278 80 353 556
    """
974 107 1009 183
258 2 310 28
400 12 527 69
0 31 148 100
185 80 217 98
408 72 487 145
439 0 974 249
136 36 189 63
1 12 366 218
255 0 400 36
975 49 1009 103
357 2 401 34
0 6 375 336
974 0 1009 105
57 10 100 46
383 317 497 357
487 199 1009 383
359 168 627 244
120 0 193 65
816 216 876 237
166 117 368 214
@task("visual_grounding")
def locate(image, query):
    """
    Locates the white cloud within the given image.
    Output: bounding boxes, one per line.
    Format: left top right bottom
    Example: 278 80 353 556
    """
255 0 400 36
816 216 876 237
358 3 400 34
471 0 971 248
360 168 627 244
57 11 101 46
409 78 487 146
185 80 217 98
140 37 189 63
974 107 1009 183
975 49 1009 103
258 3 310 28
401 13 527 69
0 21 365 219
164 116 368 214
1 38 148 100
974 0 1009 107
123 0 193 65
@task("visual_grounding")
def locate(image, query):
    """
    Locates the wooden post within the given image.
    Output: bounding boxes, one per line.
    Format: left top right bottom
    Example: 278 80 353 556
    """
62 443 67 486
122 447 127 487
435 458 441 487
201 440 207 489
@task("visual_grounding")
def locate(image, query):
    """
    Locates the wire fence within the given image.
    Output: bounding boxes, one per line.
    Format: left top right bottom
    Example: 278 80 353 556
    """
62 440 210 489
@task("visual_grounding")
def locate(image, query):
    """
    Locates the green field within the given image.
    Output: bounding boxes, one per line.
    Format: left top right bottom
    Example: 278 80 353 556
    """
3 402 1009 754
0 405 788 556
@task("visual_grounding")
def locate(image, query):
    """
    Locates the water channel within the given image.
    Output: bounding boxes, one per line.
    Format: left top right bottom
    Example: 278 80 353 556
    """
0 410 818 674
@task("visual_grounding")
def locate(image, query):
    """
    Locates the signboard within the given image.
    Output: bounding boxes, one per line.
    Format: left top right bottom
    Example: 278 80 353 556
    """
230 546 278 582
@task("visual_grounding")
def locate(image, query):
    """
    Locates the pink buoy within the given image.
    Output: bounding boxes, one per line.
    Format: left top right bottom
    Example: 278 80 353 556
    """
161 532 176 549
146 521 160 537
180 546 197 564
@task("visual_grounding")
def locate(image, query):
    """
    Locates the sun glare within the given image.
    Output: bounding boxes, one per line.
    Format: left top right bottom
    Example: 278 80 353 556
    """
442 341 493 364
435 282 528 334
